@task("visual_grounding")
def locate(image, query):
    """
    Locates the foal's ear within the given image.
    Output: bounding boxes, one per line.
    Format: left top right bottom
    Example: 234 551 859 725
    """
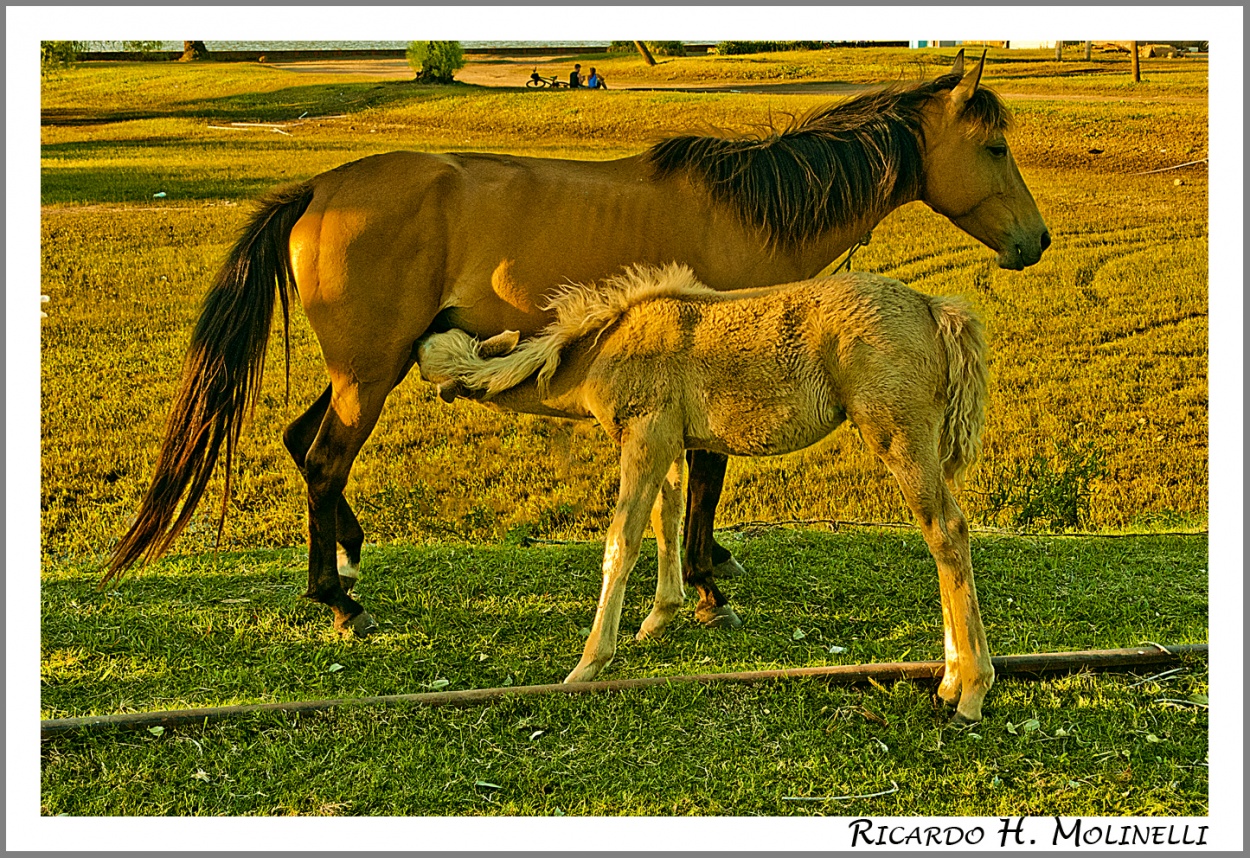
950 49 986 112
438 380 468 403
479 330 520 358
949 48 965 77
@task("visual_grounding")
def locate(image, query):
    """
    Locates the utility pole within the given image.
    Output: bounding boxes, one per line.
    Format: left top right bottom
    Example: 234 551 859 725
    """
1083 40 1092 60
1131 40 1140 82
1055 41 1064 62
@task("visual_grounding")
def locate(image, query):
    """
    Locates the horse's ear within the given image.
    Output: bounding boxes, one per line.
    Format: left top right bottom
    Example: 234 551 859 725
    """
950 49 987 112
949 48 965 77
479 330 520 358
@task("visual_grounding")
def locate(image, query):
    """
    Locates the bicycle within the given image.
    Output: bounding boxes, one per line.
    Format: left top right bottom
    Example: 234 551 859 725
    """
526 69 567 89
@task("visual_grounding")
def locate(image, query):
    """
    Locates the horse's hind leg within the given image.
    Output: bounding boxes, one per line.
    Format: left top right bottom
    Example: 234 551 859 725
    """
685 450 745 579
878 435 993 722
283 384 366 592
301 372 401 636
638 453 686 641
683 451 742 629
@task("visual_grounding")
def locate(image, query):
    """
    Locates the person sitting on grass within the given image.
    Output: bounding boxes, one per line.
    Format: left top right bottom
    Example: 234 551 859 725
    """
569 63 582 88
586 67 607 89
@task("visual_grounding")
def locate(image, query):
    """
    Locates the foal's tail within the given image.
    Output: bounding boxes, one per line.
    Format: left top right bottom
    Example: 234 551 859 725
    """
104 183 315 583
930 296 989 487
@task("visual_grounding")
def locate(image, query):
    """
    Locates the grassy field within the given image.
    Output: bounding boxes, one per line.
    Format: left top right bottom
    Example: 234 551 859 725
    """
42 530 1208 816
37 48 1211 818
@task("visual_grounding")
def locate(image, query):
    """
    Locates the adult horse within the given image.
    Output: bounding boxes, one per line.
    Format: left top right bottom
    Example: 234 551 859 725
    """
106 51 1048 636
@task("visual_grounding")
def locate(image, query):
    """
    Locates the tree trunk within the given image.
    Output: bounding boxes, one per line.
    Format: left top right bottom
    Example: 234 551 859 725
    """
180 41 210 62
1055 41 1064 62
1083 40 1092 61
634 40 657 67
1131 40 1140 82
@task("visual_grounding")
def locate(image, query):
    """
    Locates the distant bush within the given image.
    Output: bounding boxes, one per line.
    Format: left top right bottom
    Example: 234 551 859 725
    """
608 41 687 57
122 40 163 58
40 41 87 76
406 40 465 83
714 40 827 55
982 440 1107 532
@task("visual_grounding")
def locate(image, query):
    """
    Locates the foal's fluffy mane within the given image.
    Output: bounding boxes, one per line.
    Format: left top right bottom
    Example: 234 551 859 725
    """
456 263 715 396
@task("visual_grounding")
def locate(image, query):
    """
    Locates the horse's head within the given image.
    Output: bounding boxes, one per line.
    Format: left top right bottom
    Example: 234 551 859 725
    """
921 51 1050 270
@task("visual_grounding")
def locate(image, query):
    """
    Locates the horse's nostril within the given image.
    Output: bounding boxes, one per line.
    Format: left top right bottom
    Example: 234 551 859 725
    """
1040 230 1052 252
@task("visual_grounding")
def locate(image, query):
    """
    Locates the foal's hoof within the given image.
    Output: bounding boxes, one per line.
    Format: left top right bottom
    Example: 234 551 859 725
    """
712 556 746 580
696 605 743 629
337 611 378 638
951 710 982 726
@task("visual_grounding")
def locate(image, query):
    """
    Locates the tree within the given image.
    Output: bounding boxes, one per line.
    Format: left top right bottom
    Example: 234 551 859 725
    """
1130 40 1140 82
406 41 465 83
634 40 657 66
180 41 210 62
40 41 86 76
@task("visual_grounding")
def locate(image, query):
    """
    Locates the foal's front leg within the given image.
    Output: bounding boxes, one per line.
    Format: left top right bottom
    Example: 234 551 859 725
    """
638 453 686 640
566 424 682 683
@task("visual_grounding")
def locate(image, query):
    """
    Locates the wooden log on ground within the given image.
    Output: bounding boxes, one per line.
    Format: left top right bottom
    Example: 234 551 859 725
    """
40 644 1207 739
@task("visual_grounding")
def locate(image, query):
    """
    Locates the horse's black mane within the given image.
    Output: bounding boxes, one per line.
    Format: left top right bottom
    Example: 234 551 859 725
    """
646 73 1012 250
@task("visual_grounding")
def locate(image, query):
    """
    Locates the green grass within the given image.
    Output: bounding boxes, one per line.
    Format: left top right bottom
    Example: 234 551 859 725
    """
42 529 1208 816
38 51 1211 817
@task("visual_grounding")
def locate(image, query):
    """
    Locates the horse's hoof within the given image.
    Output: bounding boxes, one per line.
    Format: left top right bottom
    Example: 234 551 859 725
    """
951 710 982 726
564 664 600 684
712 556 746 580
339 611 378 638
696 605 743 629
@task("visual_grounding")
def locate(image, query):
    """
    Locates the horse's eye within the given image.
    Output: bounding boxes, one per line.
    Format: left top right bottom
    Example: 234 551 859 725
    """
987 143 1008 158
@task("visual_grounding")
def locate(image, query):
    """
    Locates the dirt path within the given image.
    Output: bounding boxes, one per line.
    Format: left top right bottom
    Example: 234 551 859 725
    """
268 56 873 95
267 56 1204 102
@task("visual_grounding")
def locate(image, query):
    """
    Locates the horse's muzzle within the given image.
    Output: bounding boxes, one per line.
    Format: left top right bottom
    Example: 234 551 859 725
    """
999 229 1050 270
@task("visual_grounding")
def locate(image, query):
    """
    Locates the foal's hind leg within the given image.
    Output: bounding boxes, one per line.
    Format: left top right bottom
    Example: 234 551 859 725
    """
283 384 367 592
686 451 745 579
879 439 994 722
682 452 742 630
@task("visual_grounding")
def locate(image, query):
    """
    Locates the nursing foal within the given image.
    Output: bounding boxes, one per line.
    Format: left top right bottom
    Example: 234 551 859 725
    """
417 264 994 722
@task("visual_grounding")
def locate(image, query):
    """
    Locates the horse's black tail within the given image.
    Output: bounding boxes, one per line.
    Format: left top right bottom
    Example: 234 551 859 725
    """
104 183 315 583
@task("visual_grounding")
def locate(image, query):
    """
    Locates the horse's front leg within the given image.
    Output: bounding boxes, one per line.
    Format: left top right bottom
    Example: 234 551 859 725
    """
682 450 742 629
566 423 682 683
685 450 746 579
637 453 686 640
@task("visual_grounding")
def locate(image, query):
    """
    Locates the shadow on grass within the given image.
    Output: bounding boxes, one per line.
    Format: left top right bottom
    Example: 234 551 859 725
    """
41 166 287 205
41 79 486 127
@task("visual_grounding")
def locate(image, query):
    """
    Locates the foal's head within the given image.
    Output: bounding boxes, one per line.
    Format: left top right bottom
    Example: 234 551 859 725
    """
416 328 519 402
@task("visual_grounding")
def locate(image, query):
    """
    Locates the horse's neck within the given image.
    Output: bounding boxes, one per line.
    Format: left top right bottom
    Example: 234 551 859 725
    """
793 198 916 278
